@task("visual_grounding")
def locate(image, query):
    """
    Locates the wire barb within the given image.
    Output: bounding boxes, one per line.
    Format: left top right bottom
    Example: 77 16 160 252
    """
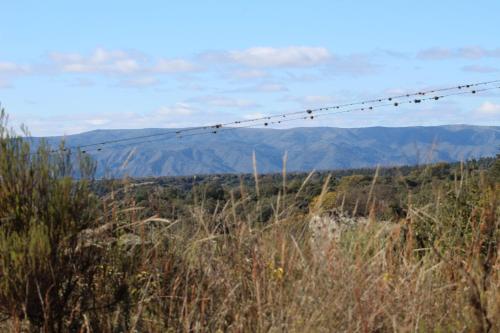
32 79 500 155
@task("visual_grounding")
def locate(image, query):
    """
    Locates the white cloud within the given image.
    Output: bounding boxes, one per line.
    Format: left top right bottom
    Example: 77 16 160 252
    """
190 95 259 108
383 88 408 95
90 48 128 63
242 112 265 120
85 118 110 126
324 54 378 75
68 77 95 87
285 94 337 107
0 79 13 89
177 82 206 91
155 103 196 116
376 49 410 59
49 47 196 76
4 46 377 84
417 47 453 60
417 46 500 60
15 107 225 136
461 65 499 73
458 46 487 59
204 47 377 77
231 69 268 79
51 48 141 74
17 111 140 136
225 82 288 93
118 76 160 87
109 59 140 73
301 95 335 104
476 101 500 115
153 58 198 73
253 83 288 92
226 46 332 68
208 98 257 108
0 61 30 74
49 52 84 63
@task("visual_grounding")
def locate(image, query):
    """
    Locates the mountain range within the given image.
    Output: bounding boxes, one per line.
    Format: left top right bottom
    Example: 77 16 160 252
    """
36 125 499 178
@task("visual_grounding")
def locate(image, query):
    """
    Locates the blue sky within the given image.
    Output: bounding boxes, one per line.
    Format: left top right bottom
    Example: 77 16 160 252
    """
1 0 499 136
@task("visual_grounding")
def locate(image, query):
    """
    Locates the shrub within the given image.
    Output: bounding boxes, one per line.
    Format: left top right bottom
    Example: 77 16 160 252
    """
0 108 106 331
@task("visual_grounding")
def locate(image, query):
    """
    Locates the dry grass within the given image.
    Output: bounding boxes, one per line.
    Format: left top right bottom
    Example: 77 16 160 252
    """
81 175 499 332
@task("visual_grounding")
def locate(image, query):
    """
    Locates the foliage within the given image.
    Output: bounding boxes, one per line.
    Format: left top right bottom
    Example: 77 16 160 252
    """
0 108 112 332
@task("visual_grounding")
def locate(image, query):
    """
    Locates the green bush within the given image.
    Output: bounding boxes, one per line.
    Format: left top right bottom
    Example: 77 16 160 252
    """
0 108 107 331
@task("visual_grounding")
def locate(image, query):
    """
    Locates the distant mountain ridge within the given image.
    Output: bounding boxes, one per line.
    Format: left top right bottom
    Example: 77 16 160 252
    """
37 125 500 177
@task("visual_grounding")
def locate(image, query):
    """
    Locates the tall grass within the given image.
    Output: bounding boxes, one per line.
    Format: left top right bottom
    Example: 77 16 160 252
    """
0 108 498 332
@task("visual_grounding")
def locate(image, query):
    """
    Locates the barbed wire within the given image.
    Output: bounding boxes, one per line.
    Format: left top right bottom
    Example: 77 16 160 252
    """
40 79 499 154
73 84 500 154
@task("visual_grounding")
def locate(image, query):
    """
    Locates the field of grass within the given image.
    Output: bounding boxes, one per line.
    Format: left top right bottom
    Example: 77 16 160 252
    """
1 109 499 332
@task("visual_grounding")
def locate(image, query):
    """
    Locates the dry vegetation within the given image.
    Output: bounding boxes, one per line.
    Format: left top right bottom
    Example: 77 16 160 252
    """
0 108 499 332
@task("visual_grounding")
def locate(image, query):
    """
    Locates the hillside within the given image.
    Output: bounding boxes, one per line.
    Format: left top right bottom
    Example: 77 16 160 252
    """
37 125 500 177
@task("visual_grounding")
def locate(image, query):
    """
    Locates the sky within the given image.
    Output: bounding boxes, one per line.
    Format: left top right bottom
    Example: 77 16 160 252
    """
1 0 500 136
